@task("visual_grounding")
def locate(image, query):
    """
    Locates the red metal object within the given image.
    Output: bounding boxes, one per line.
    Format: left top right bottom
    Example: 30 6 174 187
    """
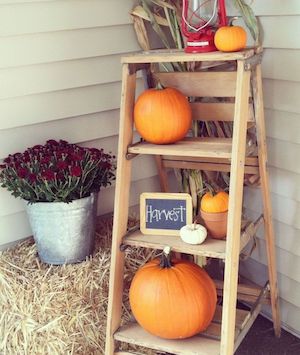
181 0 227 53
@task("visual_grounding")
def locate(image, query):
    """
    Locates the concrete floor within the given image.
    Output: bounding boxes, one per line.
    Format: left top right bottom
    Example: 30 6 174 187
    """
236 315 300 354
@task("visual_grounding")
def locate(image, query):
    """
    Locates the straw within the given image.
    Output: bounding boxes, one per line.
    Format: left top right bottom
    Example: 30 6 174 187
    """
0 216 159 354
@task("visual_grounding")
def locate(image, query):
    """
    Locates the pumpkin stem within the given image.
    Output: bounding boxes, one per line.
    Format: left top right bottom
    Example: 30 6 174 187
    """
229 16 239 27
156 81 165 90
193 219 198 231
160 246 172 268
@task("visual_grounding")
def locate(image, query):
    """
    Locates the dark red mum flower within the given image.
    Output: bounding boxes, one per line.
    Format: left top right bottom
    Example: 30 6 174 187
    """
46 139 59 146
3 157 11 164
41 170 55 181
28 173 37 183
56 172 65 181
56 160 68 170
17 167 28 178
70 166 82 177
70 153 84 162
0 164 6 169
41 156 51 164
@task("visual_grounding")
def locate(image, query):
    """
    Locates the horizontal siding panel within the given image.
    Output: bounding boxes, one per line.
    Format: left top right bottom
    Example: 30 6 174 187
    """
0 0 132 36
0 25 139 69
265 109 300 145
0 82 122 130
244 188 300 230
0 211 31 246
245 239 300 286
267 138 300 175
262 49 300 82
268 167 300 203
0 1 53 3
244 208 300 257
274 299 300 337
0 54 123 99
231 16 300 49
263 79 300 114
226 0 300 16
240 258 300 313
261 16 300 49
0 109 120 159
97 175 161 216
0 77 144 130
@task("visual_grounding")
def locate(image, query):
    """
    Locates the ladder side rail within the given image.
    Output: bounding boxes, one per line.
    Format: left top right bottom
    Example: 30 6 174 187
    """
251 63 281 337
105 64 137 355
220 60 251 355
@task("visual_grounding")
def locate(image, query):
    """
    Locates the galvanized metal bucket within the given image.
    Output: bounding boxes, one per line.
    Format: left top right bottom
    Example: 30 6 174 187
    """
25 193 97 265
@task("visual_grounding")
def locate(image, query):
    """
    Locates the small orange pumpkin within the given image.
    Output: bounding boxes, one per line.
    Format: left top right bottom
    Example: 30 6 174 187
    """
129 247 217 339
200 191 229 213
214 20 247 52
134 84 192 144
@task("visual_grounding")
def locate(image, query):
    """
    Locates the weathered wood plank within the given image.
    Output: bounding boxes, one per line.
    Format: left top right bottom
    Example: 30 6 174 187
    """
154 72 237 97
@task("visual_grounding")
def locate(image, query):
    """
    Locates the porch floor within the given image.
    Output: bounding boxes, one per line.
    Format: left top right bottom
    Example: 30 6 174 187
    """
237 314 300 354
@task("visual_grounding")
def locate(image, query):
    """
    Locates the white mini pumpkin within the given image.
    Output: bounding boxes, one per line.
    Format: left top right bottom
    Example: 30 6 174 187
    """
180 224 207 245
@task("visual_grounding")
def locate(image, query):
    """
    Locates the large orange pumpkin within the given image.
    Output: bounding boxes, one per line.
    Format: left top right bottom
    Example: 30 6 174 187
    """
200 191 229 213
214 23 247 52
129 247 217 339
133 85 192 144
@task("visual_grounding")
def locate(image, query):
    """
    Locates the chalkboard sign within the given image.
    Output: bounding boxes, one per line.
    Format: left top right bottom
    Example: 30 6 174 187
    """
140 192 193 236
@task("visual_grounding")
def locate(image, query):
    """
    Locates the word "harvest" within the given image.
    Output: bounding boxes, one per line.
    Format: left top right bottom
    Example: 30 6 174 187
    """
146 205 186 223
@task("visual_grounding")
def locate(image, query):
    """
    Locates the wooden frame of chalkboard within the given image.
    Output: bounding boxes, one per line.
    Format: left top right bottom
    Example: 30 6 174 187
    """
140 192 193 236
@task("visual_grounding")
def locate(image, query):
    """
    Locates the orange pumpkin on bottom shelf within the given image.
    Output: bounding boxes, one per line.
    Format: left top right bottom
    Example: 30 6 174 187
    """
129 247 217 339
133 84 192 144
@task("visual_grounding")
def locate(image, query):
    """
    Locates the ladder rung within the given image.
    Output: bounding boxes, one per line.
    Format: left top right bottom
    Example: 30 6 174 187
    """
162 159 259 174
114 283 269 355
190 102 255 122
122 48 255 64
122 219 257 260
128 138 232 159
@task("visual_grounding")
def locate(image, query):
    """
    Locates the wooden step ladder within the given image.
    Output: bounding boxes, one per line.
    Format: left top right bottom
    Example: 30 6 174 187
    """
105 48 281 355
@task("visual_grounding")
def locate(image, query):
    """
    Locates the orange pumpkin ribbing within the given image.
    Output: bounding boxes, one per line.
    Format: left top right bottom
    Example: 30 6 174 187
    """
133 86 192 144
200 191 229 213
214 25 247 52
129 257 217 339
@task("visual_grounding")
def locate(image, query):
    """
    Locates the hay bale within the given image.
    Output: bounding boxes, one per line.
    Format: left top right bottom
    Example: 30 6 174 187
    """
0 217 159 355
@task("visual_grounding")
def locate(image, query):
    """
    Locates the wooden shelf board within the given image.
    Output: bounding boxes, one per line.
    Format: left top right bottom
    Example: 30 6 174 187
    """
114 284 271 355
122 48 255 64
128 138 232 159
114 306 250 355
122 220 253 259
114 322 220 355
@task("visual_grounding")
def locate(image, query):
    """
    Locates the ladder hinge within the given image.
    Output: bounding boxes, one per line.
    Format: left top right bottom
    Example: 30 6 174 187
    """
244 53 263 71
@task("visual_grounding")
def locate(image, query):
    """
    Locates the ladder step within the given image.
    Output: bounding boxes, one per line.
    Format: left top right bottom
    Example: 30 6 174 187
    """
122 219 257 260
215 279 271 304
122 48 255 64
114 308 249 354
128 138 232 159
114 283 269 355
114 322 220 355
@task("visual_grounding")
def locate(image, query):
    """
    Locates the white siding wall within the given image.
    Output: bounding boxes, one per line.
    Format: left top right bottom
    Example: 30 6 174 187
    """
1 0 299 337
227 0 300 337
0 0 160 248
